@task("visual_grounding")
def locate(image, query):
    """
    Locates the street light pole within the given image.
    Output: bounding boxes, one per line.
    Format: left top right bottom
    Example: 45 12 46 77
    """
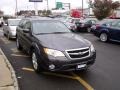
15 0 18 16
82 0 83 17
55 0 56 8
46 0 49 10
34 2 38 15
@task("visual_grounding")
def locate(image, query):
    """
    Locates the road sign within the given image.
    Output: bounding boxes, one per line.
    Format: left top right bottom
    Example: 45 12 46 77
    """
56 2 63 9
29 0 43 2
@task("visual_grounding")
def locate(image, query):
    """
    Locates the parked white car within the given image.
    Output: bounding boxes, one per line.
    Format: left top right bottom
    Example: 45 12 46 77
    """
63 17 81 32
3 19 21 39
0 18 4 27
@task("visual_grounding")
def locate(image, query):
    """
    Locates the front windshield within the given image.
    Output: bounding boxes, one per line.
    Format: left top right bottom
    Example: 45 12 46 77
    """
33 20 71 34
8 19 20 26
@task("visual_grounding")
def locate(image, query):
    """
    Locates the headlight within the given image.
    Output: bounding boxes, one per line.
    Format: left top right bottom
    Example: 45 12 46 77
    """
90 44 95 52
44 48 65 57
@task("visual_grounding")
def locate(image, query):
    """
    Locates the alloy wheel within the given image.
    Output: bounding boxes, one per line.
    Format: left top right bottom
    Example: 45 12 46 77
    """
32 52 38 70
87 28 91 33
100 33 108 42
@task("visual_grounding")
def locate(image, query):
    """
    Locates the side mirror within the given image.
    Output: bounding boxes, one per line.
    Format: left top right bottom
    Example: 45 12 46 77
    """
23 29 30 33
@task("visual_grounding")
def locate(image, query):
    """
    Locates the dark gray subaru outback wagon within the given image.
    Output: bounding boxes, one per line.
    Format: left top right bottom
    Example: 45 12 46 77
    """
16 17 96 73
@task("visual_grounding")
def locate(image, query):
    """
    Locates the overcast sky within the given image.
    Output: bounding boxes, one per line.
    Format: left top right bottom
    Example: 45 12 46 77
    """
0 0 91 15
0 0 118 15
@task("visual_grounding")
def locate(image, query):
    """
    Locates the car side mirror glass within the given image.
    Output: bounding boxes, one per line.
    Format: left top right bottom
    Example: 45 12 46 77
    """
23 29 30 33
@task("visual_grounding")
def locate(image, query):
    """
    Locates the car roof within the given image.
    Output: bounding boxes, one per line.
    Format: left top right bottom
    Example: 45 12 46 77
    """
22 17 61 23
96 19 117 24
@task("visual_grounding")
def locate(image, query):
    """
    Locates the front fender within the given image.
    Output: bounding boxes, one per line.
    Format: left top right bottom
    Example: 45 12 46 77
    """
100 29 110 36
31 42 40 55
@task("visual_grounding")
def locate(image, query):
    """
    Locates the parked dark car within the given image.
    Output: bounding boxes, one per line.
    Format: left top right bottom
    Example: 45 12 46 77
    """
76 18 97 32
16 17 96 73
91 19 115 32
92 19 120 42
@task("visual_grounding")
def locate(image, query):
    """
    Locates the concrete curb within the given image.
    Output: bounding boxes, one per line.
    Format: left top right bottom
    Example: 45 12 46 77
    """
0 49 19 90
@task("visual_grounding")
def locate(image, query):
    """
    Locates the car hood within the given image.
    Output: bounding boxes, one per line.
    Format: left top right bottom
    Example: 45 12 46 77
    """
35 33 91 51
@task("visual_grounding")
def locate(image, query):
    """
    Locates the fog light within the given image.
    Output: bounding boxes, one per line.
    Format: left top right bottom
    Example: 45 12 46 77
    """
49 64 55 70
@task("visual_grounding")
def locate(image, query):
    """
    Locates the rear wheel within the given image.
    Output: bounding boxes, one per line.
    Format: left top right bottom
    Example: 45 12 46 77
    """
87 28 91 33
32 50 42 73
16 38 22 50
100 33 108 42
7 33 11 40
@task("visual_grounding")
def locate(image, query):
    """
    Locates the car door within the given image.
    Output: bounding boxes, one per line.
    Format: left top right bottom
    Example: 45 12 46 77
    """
22 21 33 51
17 19 27 46
113 22 120 41
108 21 120 41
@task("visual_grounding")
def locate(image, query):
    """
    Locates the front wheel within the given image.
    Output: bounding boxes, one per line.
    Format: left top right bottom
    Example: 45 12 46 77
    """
7 33 11 40
100 33 108 42
32 50 42 73
87 28 91 33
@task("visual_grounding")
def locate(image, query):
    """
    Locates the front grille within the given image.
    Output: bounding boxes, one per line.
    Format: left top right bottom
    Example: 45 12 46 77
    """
65 47 90 59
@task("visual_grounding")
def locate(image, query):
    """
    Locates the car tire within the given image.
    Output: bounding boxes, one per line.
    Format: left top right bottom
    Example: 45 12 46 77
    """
100 33 108 42
16 38 22 50
7 33 11 40
87 28 91 33
32 50 42 73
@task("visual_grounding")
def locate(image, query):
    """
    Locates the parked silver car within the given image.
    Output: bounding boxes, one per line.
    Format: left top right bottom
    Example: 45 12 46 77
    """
3 19 21 39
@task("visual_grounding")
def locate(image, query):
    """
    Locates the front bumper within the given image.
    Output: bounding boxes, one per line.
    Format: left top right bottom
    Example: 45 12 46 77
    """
44 52 96 71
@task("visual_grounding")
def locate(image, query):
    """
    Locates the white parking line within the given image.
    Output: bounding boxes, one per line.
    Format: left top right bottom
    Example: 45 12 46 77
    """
11 48 20 53
0 37 11 44
11 54 30 57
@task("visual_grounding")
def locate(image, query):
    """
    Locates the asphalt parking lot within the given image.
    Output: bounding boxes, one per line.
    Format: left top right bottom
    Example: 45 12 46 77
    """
0 29 120 90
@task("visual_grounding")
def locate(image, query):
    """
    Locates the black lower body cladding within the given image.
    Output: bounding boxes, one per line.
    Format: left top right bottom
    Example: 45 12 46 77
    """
40 52 96 71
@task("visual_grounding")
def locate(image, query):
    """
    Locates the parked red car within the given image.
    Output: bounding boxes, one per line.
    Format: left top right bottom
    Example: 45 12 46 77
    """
71 9 82 18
